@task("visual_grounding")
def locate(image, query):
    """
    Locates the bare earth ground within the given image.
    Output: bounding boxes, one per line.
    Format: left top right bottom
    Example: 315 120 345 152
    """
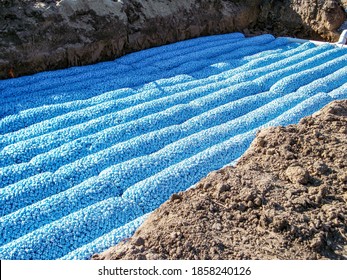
93 100 347 260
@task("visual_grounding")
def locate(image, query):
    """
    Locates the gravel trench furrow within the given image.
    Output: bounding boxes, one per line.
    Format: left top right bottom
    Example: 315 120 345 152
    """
0 33 346 260
1 65 346 243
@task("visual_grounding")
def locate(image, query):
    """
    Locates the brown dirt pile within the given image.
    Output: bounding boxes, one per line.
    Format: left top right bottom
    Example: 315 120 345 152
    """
93 100 347 260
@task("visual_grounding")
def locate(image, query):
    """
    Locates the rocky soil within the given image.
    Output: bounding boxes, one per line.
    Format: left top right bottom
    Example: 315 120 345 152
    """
1 0 346 79
93 100 347 260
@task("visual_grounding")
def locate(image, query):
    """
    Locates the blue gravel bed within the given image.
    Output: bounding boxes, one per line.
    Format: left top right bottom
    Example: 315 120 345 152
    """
0 33 346 259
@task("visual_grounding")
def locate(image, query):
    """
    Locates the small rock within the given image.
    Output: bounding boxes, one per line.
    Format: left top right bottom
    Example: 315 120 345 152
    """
134 237 145 246
170 193 182 202
218 183 230 193
285 165 310 184
284 151 295 160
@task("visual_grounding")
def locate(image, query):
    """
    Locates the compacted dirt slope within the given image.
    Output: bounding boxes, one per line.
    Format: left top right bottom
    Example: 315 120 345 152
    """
93 100 347 260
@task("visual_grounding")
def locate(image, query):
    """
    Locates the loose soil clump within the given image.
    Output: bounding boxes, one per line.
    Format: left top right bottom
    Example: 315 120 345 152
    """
93 100 347 260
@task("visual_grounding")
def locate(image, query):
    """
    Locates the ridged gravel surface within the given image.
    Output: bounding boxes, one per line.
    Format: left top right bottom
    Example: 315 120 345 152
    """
0 33 346 260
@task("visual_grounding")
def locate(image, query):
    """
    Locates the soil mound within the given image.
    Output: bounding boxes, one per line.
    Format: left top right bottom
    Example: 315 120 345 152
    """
93 100 347 260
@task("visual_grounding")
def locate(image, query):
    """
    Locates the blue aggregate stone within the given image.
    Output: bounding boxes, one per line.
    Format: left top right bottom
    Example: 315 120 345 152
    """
0 33 346 259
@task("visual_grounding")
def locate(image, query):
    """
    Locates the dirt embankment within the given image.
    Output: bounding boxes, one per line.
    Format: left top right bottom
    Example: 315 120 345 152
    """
93 100 347 260
0 0 260 79
255 0 346 41
1 0 345 79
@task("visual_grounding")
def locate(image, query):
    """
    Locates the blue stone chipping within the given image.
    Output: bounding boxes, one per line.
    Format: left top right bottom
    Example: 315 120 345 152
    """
0 33 346 259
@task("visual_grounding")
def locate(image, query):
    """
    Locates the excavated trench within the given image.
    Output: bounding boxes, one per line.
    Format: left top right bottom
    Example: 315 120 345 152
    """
0 1 346 260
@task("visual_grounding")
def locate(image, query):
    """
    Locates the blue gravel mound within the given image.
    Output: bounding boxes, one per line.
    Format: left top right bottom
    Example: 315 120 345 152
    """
0 33 347 260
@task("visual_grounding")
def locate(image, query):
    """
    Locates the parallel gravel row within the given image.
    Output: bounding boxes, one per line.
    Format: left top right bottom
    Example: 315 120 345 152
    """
1 33 346 259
